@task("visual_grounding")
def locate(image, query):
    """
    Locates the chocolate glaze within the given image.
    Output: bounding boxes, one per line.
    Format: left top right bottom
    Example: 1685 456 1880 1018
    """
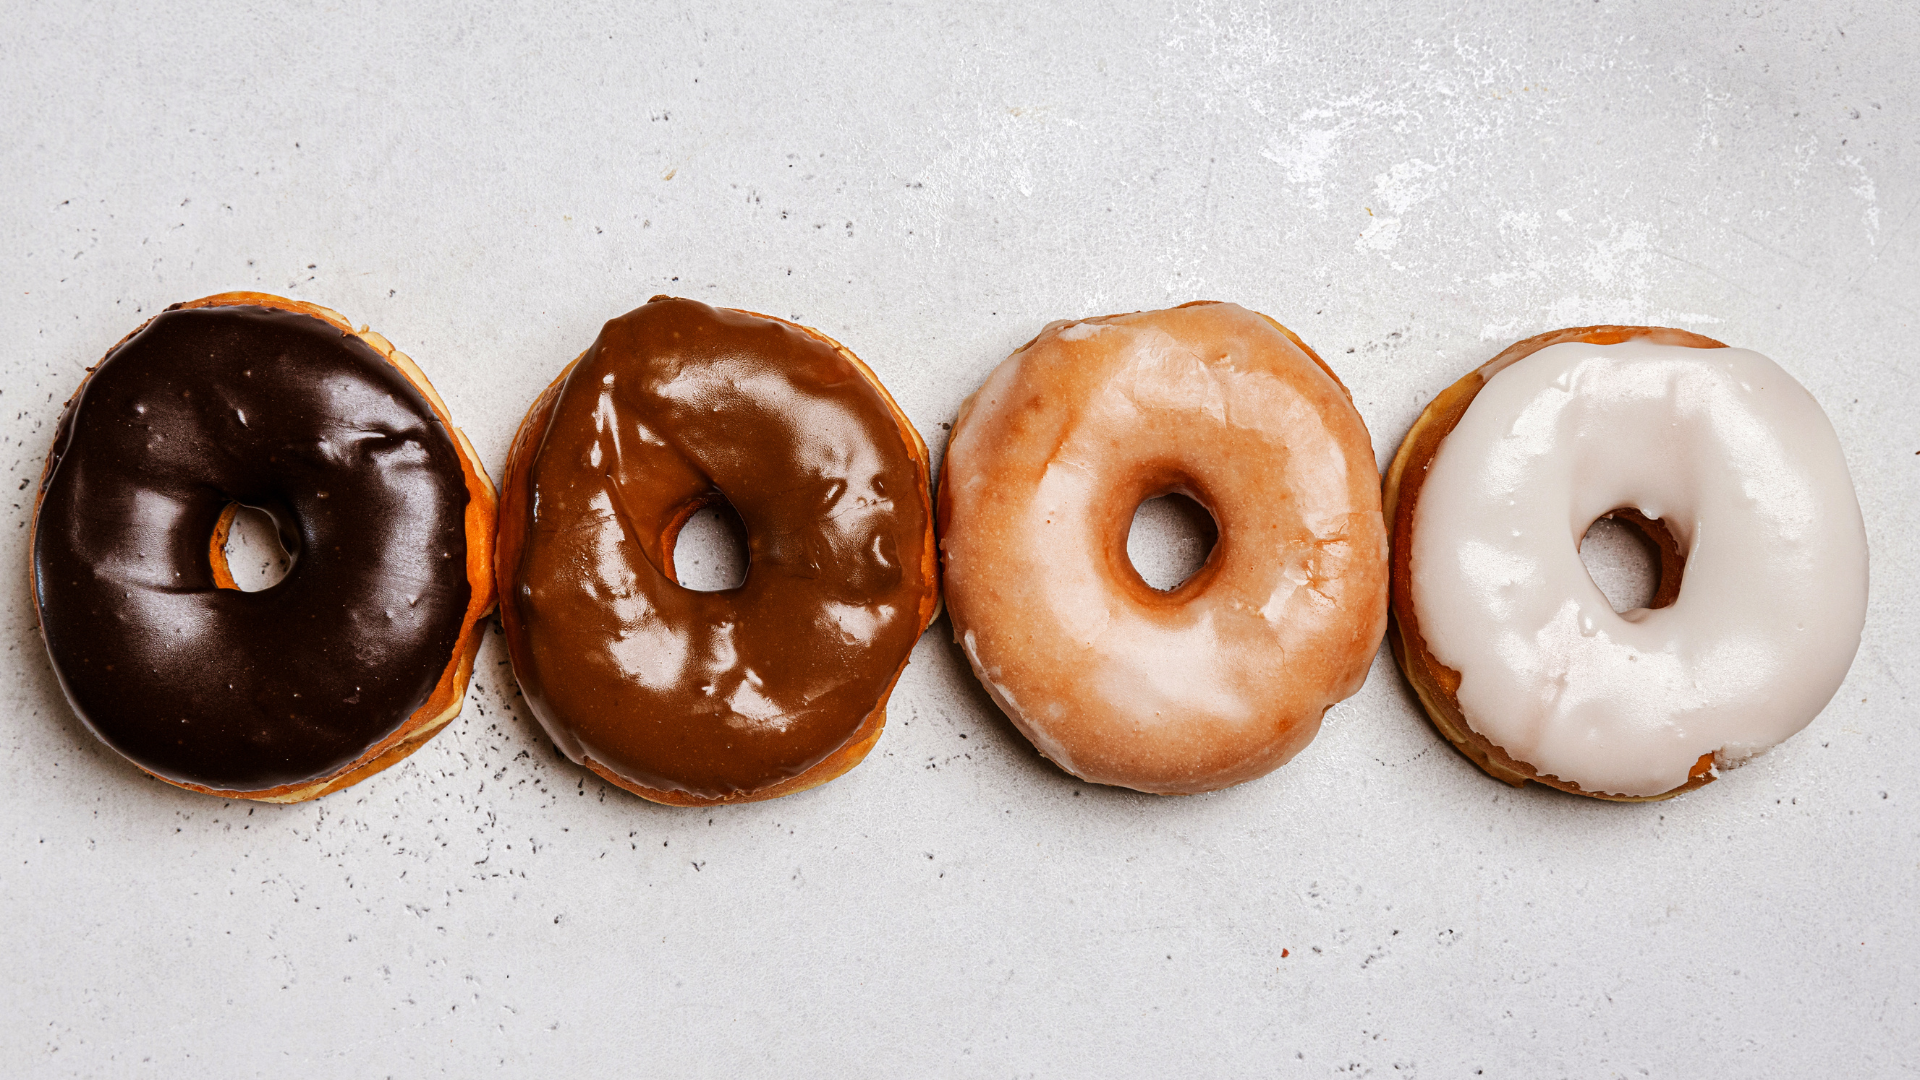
33 305 472 790
498 297 934 800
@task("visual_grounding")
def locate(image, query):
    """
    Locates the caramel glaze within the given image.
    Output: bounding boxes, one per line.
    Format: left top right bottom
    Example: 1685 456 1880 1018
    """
32 302 476 793
1383 325 1721 802
496 297 937 804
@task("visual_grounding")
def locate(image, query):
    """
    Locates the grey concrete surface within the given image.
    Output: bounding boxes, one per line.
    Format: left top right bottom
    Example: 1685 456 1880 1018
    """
1 2 1915 1075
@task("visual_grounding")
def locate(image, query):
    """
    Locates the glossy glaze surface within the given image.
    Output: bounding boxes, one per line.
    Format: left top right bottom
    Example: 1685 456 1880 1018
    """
939 302 1388 794
33 305 473 790
498 297 935 800
1410 339 1869 796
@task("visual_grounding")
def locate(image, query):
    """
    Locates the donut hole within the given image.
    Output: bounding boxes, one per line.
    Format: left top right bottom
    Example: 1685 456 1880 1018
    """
1126 493 1218 591
1579 512 1679 613
214 502 295 592
669 498 749 592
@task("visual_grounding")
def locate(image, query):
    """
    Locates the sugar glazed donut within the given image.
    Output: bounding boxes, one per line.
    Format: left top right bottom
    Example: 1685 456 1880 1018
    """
496 296 938 805
939 302 1388 795
31 293 497 802
1385 326 1869 800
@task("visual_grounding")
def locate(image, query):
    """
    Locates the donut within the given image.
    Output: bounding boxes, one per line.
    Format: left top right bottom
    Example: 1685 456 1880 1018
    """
939 302 1388 795
1385 326 1869 800
31 292 498 802
495 296 938 805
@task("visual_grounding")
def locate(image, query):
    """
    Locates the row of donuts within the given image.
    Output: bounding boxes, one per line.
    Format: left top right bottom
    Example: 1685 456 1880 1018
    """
30 292 1868 806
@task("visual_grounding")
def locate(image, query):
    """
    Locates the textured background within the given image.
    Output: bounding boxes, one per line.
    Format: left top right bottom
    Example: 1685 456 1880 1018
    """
3 2 1916 1076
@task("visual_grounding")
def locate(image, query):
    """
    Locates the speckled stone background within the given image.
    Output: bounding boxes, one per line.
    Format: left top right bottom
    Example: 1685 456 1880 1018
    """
3 2 1915 1076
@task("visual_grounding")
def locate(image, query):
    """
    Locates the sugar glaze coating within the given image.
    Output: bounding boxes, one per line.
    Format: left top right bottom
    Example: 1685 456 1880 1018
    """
940 302 1387 794
1410 339 1868 796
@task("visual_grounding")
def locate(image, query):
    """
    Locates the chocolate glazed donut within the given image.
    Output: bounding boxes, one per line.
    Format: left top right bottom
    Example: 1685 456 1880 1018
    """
496 296 938 805
31 293 497 802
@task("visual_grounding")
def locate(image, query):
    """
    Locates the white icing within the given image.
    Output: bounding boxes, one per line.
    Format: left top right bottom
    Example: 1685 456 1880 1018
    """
1410 340 1868 796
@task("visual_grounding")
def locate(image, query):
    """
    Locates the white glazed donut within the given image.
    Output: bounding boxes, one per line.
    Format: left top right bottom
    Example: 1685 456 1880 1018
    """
1386 326 1868 800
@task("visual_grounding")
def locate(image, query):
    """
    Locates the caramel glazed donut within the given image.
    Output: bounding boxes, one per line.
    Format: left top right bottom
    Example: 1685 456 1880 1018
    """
940 302 1388 795
31 293 497 802
1386 326 1868 801
496 296 938 806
